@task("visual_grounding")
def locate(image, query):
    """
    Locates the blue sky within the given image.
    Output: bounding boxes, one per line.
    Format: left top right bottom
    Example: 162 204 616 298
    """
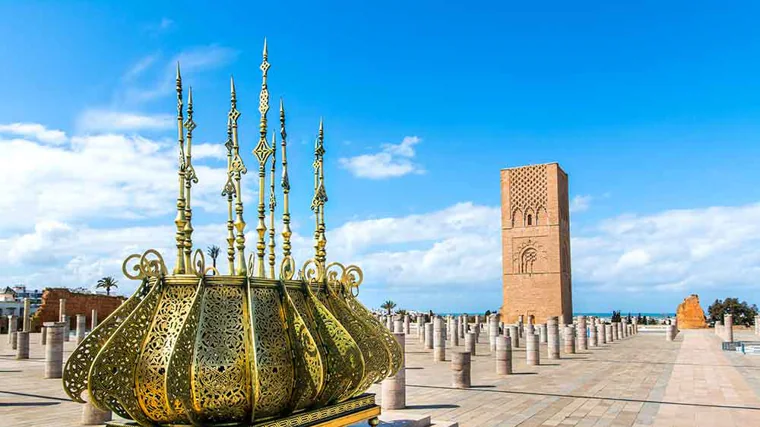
1 1 760 314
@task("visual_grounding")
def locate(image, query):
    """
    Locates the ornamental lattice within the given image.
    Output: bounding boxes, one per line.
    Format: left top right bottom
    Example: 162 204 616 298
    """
508 164 548 222
61 40 402 427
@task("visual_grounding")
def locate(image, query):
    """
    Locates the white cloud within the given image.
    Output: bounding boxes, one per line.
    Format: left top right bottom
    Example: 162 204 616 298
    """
123 53 160 81
0 131 246 232
0 123 67 145
76 110 174 133
193 143 227 160
573 203 760 292
339 136 424 179
570 194 592 213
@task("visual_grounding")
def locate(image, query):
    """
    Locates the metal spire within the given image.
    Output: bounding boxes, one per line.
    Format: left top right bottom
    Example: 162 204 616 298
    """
252 38 273 278
183 86 198 271
222 115 236 275
268 131 277 279
280 98 292 260
229 75 248 275
173 62 187 274
311 118 327 266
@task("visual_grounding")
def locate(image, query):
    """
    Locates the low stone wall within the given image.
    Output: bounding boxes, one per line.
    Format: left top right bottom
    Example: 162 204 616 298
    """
31 288 124 332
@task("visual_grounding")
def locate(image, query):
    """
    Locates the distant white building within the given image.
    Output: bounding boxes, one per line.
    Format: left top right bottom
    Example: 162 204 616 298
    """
0 285 43 318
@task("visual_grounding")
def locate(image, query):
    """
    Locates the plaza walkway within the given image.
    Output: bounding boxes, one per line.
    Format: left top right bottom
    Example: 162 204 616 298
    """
2 329 760 426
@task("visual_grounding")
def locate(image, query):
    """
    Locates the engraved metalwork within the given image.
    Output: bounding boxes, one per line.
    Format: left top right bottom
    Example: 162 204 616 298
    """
63 40 400 427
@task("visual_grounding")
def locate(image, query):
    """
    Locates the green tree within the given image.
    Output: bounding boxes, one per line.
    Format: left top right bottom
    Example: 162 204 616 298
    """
380 300 397 315
485 310 492 317
96 276 118 296
396 309 408 317
708 298 758 327
207 245 221 269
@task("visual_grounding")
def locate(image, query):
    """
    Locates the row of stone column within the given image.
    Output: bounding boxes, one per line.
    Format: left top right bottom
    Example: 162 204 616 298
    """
6 298 111 425
380 313 641 409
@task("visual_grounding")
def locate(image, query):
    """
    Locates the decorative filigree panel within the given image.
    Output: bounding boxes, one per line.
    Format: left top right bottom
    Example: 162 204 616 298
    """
63 278 152 403
88 277 162 425
249 286 294 417
320 281 387 395
280 284 323 411
509 164 548 224
345 293 403 377
192 284 251 424
165 280 203 424
135 281 196 423
303 283 364 404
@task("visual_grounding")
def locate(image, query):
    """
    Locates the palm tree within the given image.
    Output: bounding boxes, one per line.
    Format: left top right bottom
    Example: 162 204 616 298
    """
380 300 396 315
207 245 221 269
96 276 118 296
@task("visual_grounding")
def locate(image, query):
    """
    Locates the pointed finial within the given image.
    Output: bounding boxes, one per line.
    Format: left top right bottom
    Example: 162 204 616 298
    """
187 86 193 105
176 62 181 81
230 75 236 96
280 97 284 113
263 37 268 58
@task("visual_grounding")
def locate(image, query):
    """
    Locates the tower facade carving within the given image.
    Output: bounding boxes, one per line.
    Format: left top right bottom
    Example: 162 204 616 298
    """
500 163 572 324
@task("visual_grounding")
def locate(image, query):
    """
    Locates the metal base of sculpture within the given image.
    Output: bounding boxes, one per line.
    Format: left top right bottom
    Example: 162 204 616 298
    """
104 394 380 427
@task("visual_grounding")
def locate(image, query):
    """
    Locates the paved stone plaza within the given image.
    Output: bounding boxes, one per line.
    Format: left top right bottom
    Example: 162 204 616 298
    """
2 329 760 426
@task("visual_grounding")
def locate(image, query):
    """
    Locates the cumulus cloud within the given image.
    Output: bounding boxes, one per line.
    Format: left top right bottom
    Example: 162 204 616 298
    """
0 123 67 145
0 128 247 231
570 194 592 213
76 110 174 133
573 203 760 293
339 136 425 179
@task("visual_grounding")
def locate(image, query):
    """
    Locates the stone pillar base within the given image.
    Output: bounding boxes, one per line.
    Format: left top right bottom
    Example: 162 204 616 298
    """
16 331 29 359
82 401 112 425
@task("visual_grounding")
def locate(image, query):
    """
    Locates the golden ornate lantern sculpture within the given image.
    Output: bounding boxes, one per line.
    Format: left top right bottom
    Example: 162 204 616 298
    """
62 40 403 427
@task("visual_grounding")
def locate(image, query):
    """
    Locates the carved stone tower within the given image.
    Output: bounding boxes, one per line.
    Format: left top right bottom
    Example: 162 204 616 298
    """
500 163 572 324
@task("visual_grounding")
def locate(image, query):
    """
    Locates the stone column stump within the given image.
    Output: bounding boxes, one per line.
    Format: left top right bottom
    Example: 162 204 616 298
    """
539 323 547 344
723 314 734 343
424 322 433 349
76 314 87 345
577 316 588 350
451 352 471 388
526 333 540 366
509 325 519 349
382 332 406 410
547 316 560 360
433 317 446 362
465 332 476 356
82 400 112 425
563 326 575 354
44 322 65 379
495 336 512 375
452 318 460 346
16 331 29 359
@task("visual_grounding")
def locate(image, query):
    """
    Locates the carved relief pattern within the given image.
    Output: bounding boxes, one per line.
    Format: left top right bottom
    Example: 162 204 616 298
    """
509 164 548 224
512 239 545 275
135 282 197 423
192 285 251 424
63 278 152 403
